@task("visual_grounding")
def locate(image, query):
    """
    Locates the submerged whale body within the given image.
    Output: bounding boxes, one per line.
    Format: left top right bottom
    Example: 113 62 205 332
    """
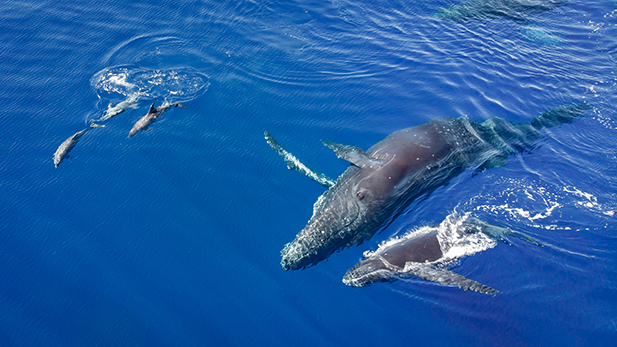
343 215 512 293
280 104 591 271
436 0 566 22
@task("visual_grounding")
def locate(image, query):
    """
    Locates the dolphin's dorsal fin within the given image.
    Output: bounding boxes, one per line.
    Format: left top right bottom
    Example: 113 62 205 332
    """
148 103 156 114
406 263 498 295
322 140 383 168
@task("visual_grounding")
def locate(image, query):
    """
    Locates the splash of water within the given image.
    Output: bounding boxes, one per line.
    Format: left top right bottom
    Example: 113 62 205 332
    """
91 65 209 103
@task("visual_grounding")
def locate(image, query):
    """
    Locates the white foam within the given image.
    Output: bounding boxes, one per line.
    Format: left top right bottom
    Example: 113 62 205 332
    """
91 66 209 102
364 212 497 263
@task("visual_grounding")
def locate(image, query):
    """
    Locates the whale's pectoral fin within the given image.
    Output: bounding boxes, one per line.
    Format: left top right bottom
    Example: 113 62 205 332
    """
264 131 336 188
322 140 383 168
407 263 498 295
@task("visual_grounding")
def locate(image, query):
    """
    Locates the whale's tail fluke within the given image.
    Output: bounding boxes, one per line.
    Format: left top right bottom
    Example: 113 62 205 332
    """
531 103 593 129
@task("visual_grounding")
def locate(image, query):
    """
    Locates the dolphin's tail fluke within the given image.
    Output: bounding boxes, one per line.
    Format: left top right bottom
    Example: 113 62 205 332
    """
531 103 593 129
90 123 105 129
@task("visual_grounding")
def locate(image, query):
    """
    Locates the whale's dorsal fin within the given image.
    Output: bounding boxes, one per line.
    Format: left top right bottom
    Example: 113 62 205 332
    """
406 263 498 295
148 103 156 114
322 140 384 168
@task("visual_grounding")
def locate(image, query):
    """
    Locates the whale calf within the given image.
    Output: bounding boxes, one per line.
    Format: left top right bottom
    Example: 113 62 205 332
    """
53 123 105 168
342 215 515 293
128 101 185 138
280 104 591 271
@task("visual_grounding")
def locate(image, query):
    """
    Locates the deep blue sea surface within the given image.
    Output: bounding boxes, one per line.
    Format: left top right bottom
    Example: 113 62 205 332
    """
1 0 616 346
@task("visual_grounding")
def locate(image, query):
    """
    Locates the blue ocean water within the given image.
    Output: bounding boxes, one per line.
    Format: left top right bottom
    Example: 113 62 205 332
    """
1 0 616 345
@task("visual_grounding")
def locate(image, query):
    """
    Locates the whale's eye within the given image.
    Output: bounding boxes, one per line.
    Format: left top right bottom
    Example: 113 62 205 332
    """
356 190 365 200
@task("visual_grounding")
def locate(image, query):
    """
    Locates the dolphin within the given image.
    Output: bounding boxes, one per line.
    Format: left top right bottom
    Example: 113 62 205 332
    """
342 215 516 293
128 101 185 138
92 92 141 123
280 103 591 271
435 0 566 23
53 123 105 168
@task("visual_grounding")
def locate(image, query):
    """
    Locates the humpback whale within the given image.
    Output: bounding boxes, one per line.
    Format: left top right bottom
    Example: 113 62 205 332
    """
53 123 105 168
128 101 185 138
342 215 516 293
279 104 591 271
436 0 566 22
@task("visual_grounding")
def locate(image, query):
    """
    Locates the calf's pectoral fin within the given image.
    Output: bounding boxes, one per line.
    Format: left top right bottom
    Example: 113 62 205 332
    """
322 140 383 168
408 263 498 295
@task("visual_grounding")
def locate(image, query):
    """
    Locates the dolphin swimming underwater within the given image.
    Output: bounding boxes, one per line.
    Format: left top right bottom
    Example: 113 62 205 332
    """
53 123 105 168
128 101 185 138
342 215 519 293
92 92 141 123
279 104 591 271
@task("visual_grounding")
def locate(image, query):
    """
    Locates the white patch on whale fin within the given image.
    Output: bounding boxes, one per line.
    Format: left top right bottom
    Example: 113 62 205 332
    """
148 103 156 114
322 140 383 168
405 263 498 295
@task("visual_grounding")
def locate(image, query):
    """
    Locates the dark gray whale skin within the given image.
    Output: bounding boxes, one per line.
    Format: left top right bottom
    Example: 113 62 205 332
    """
128 102 185 138
436 0 566 23
280 104 591 271
342 217 506 294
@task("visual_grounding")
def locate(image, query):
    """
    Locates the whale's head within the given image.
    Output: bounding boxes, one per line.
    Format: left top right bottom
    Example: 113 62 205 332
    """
280 163 397 270
342 256 397 287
